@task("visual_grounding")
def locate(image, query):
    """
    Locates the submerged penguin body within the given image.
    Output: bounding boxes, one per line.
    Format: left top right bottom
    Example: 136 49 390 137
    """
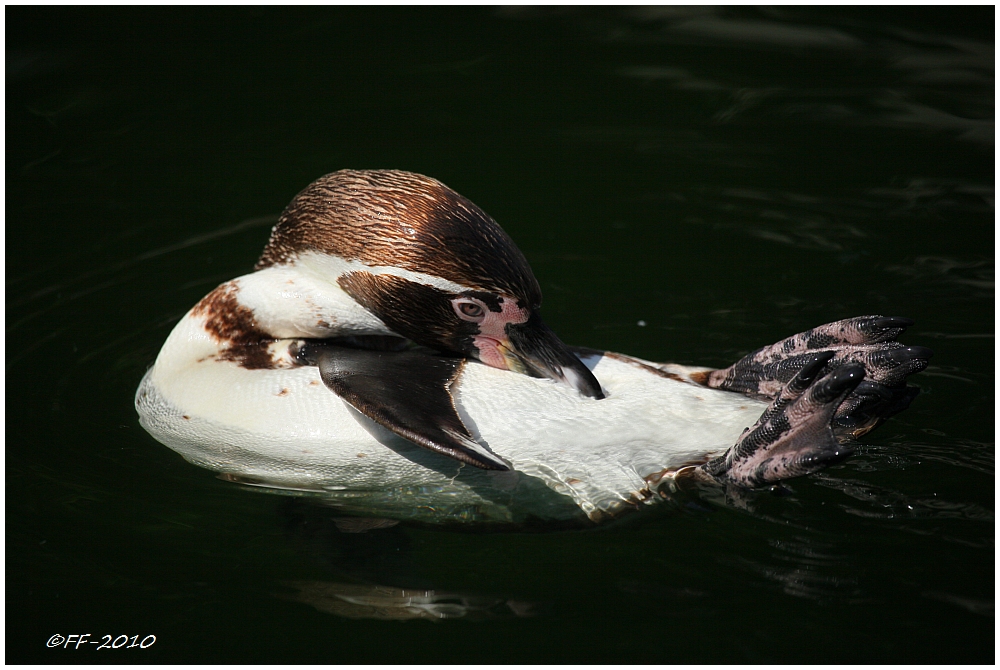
137 323 766 523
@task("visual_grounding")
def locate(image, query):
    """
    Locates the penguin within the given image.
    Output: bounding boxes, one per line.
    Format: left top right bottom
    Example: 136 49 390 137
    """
141 170 605 471
136 171 931 523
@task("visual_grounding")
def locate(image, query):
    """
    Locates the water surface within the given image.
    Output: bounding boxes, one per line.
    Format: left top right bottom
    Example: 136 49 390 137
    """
7 7 993 663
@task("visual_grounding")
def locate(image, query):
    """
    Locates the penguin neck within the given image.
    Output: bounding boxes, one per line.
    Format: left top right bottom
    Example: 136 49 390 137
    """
227 263 392 340
238 249 492 343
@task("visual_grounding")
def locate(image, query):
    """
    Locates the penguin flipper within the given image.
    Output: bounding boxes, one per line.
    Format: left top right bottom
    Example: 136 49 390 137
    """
695 315 932 437
301 344 510 471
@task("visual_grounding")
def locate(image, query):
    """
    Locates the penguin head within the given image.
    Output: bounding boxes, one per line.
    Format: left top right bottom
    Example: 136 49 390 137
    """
257 169 604 399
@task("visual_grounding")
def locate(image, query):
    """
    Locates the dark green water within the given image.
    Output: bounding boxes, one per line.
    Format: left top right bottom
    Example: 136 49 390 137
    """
8 7 993 663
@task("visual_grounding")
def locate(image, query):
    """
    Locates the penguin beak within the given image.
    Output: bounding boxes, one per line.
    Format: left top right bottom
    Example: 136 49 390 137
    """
501 313 605 399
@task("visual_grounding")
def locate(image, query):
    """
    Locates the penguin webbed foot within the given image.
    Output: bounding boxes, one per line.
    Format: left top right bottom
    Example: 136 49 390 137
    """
700 315 931 437
691 353 863 488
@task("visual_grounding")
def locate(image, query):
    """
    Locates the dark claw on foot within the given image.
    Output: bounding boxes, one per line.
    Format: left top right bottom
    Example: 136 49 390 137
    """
835 343 932 387
812 365 866 404
784 350 835 394
872 315 914 330
832 381 920 436
890 345 934 364
854 315 914 343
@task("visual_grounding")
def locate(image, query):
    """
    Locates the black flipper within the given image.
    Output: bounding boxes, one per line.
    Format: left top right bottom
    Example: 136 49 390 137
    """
697 353 864 488
298 344 510 471
696 315 932 437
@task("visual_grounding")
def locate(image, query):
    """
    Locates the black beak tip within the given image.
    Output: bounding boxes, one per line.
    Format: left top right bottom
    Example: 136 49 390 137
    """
506 314 605 399
573 366 605 399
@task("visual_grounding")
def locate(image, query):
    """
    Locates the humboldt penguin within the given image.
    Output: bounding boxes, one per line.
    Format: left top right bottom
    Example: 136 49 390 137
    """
136 170 931 523
141 170 604 471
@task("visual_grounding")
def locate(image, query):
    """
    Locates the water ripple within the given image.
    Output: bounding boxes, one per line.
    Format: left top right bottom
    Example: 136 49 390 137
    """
922 590 994 617
811 475 994 522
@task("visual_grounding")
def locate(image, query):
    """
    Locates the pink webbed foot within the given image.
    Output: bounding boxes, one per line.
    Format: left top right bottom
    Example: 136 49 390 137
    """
695 352 864 488
697 316 932 438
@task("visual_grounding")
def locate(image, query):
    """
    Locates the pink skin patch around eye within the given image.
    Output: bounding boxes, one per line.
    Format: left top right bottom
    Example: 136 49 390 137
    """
472 298 529 370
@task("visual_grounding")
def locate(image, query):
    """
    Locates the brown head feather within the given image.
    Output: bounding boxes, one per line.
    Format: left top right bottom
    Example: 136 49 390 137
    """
256 170 542 308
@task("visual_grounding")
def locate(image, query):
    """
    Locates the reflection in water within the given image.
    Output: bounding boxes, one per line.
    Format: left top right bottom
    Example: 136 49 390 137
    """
279 581 533 621
659 14 865 50
861 435 993 477
673 471 879 604
275 500 537 621
922 590 994 617
813 474 994 522
744 535 865 603
271 452 992 618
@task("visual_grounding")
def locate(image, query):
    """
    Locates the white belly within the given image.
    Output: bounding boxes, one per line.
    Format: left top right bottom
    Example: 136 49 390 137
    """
136 316 767 523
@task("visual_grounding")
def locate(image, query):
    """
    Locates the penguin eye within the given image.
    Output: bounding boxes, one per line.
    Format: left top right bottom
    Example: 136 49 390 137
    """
453 298 486 322
460 303 483 317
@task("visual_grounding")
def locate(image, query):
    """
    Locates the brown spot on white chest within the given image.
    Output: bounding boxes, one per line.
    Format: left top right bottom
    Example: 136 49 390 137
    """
191 282 280 370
